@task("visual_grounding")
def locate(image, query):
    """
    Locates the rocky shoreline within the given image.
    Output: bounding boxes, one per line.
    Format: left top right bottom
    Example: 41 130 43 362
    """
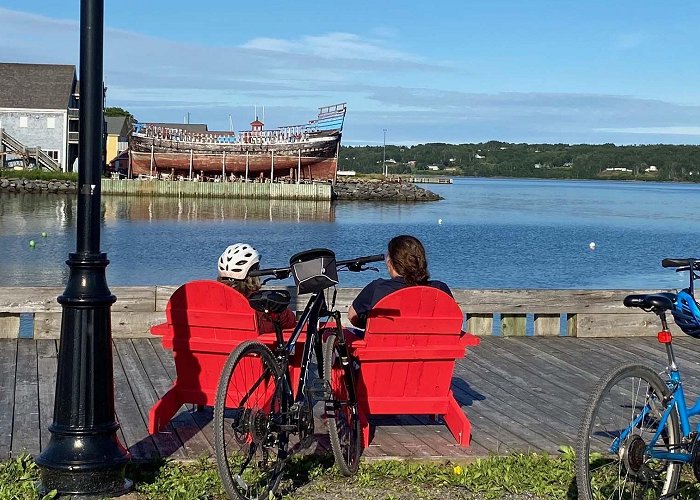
0 177 76 193
0 176 441 201
332 178 441 201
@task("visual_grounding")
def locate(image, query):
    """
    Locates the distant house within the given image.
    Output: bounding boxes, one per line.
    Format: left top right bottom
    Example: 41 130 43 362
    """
427 165 440 171
105 116 131 164
645 165 658 172
0 63 80 171
474 153 485 159
336 170 356 176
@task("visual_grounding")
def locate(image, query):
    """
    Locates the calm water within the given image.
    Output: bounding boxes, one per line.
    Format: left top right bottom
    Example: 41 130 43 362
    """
2 178 700 290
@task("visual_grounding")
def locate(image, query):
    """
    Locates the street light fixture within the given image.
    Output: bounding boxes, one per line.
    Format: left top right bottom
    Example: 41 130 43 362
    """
35 0 131 496
383 128 387 177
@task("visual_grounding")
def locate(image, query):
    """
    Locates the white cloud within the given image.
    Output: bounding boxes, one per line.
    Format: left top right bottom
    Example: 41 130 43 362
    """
597 126 700 136
242 32 424 63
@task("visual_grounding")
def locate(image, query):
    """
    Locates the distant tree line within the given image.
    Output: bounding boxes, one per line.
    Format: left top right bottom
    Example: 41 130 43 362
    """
338 141 700 182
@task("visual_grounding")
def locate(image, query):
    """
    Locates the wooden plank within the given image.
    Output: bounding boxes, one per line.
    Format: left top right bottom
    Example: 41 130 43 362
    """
114 340 186 460
34 312 165 339
0 313 19 338
36 340 57 452
449 374 549 453
0 339 17 459
155 286 178 312
575 312 663 337
482 338 593 401
132 338 213 457
454 361 571 451
465 341 584 427
112 339 158 461
11 339 39 456
399 415 489 457
534 314 560 336
467 314 493 336
0 287 156 313
501 314 526 336
451 289 665 314
367 416 421 458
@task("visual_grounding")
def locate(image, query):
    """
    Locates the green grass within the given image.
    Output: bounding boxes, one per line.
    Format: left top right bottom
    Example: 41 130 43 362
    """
0 169 78 182
3 448 700 499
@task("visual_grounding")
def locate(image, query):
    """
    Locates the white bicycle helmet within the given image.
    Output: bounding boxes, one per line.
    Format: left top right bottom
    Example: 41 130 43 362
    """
218 243 261 280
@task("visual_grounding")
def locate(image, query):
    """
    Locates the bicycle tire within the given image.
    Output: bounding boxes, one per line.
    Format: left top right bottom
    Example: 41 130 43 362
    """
323 332 361 476
214 340 289 500
576 363 681 500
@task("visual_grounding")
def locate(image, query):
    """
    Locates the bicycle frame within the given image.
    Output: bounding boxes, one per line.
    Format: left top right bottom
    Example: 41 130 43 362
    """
610 320 700 465
272 289 327 404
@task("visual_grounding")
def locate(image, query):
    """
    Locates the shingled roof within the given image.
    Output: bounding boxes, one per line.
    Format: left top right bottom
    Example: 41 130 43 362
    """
0 63 76 110
105 116 130 136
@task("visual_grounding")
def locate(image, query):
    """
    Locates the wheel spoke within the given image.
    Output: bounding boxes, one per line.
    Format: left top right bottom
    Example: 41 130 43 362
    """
323 333 361 476
214 341 289 500
576 364 681 500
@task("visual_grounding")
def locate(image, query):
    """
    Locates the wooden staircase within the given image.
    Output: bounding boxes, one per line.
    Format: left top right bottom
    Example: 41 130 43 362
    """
0 128 61 171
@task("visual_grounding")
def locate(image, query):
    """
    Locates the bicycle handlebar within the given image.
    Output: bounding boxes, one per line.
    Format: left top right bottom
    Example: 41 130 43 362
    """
248 253 385 279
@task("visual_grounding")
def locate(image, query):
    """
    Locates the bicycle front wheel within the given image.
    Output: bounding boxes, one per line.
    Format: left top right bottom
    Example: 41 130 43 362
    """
323 332 361 475
576 363 681 500
214 340 289 500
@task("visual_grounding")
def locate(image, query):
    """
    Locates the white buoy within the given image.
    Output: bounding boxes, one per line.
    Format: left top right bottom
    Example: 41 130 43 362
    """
438 218 443 225
589 241 596 250
29 240 36 248
41 232 47 237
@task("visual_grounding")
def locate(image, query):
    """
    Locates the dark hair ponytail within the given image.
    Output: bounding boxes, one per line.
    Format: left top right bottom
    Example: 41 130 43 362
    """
387 235 429 286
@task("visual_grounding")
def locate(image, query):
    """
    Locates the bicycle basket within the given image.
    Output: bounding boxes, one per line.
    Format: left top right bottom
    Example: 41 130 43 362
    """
672 289 700 338
289 248 338 295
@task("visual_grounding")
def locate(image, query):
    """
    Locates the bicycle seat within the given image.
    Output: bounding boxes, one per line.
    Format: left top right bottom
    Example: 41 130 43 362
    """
248 289 291 314
623 293 675 311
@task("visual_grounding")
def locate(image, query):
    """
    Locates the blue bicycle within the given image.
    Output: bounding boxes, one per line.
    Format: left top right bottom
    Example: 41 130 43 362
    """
576 258 700 499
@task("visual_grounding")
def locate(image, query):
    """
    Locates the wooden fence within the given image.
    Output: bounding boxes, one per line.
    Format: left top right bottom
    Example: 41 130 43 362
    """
101 179 333 200
0 286 672 339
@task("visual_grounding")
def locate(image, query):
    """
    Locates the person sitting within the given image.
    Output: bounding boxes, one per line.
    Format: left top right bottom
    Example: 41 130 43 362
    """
217 243 297 333
348 234 452 329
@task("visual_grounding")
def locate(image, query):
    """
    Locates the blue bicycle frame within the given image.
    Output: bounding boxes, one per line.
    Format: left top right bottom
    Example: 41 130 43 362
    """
609 322 700 464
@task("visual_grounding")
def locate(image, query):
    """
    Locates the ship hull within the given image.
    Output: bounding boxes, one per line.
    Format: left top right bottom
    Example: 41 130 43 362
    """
129 131 340 181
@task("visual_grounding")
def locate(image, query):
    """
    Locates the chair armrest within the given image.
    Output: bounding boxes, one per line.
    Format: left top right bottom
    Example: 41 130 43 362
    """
150 322 170 337
460 330 480 347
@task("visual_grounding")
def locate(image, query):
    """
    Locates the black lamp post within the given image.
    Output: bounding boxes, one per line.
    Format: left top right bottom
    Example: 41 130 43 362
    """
35 0 131 495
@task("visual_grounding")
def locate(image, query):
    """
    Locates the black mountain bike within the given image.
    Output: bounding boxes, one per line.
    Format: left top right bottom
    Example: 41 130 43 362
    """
213 248 383 500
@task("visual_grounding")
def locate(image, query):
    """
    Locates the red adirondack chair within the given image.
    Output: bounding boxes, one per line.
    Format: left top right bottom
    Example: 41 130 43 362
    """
148 280 302 434
346 286 479 448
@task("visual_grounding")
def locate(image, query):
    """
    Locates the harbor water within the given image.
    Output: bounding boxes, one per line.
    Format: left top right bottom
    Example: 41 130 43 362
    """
2 177 700 290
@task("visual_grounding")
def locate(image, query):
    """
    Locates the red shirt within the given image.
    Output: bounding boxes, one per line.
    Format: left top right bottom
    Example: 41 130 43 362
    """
256 308 297 334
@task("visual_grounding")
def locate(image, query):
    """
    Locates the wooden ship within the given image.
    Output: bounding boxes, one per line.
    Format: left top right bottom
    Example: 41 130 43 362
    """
128 103 346 182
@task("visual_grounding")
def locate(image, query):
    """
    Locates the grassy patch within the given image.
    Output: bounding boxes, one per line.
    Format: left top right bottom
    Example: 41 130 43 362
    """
0 169 78 182
4 448 700 499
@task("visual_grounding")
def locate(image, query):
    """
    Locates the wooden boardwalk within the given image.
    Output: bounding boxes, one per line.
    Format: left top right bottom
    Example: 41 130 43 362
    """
3 336 699 462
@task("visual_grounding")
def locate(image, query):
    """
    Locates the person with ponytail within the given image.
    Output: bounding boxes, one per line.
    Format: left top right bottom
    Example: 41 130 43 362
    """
348 235 452 329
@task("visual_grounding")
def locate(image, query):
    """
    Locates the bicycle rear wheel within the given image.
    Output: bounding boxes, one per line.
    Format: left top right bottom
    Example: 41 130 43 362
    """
214 340 289 500
576 364 681 500
323 332 361 475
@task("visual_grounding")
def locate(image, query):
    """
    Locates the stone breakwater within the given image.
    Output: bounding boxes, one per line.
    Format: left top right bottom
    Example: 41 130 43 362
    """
333 179 441 201
0 177 76 193
0 177 442 202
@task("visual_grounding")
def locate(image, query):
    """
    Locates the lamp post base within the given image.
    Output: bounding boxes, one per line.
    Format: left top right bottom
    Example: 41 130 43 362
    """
35 252 131 496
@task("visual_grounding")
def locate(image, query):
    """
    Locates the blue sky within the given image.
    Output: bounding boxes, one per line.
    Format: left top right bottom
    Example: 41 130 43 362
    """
2 1 700 145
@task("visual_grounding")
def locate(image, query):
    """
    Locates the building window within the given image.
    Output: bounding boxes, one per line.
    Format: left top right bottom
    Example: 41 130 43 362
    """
47 117 56 129
44 150 60 161
19 116 28 128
